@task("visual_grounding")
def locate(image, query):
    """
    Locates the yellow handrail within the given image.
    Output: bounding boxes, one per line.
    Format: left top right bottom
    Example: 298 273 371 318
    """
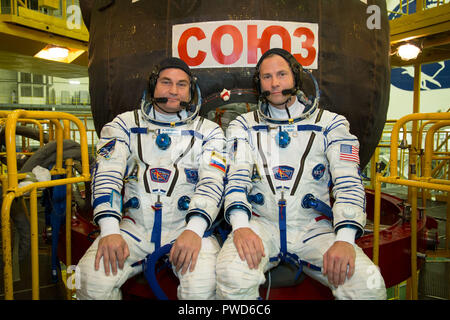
1 110 90 300
373 112 450 301
389 113 450 178
0 118 46 148
423 121 450 179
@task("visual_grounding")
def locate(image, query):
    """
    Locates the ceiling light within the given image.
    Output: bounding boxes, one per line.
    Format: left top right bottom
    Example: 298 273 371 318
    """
397 43 421 60
69 80 80 85
34 45 85 63
47 47 69 59
35 46 69 61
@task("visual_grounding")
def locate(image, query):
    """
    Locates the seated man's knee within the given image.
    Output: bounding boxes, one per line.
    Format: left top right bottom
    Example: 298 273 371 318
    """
335 262 386 300
177 263 216 300
177 237 220 300
216 245 265 299
76 252 122 300
361 265 386 300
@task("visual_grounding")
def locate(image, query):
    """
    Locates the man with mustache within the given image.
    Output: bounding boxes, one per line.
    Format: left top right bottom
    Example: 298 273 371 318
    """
77 57 226 300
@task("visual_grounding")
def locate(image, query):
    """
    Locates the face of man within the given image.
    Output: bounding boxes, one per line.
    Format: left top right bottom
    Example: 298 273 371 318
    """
153 68 190 114
259 55 296 108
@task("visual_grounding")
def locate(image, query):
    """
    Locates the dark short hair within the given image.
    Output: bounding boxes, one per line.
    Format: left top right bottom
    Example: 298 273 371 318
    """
148 57 195 97
253 48 303 98
157 57 192 77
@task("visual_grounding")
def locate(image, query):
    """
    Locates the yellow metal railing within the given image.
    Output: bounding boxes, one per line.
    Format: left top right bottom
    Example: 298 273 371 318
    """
1 109 90 300
378 120 409 179
418 120 450 202
370 118 450 188
0 110 98 159
0 0 89 42
423 121 450 253
388 0 450 18
373 112 450 300
0 118 47 146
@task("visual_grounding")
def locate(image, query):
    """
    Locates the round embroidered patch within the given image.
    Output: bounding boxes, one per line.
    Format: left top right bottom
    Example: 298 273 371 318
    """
312 164 326 180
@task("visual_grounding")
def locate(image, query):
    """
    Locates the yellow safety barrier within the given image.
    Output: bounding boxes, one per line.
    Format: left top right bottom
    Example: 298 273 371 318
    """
0 118 46 148
1 109 90 300
372 121 409 184
373 112 450 300
64 113 98 158
423 121 450 252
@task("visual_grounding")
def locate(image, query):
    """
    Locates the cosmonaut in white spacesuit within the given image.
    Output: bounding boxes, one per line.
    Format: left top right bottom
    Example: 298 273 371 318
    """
216 48 386 300
77 57 226 300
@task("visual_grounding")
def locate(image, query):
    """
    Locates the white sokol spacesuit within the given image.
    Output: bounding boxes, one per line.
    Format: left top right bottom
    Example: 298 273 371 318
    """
216 71 386 299
77 80 226 300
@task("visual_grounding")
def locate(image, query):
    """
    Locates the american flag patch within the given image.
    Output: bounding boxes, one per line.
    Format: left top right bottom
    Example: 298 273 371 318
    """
340 144 359 164
209 151 226 173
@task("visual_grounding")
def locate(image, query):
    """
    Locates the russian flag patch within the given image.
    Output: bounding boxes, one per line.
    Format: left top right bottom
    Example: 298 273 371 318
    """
209 151 226 173
340 144 359 164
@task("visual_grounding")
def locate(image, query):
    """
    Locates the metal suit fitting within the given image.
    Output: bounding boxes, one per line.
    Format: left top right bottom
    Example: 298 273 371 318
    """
247 193 265 205
177 195 191 211
124 197 140 210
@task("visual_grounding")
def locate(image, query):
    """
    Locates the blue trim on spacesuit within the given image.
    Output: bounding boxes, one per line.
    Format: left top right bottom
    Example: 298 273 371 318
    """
296 124 322 132
225 188 246 196
323 118 347 135
120 229 141 242
278 198 287 255
186 208 213 229
233 116 250 131
93 195 110 209
302 231 334 244
224 202 251 223
327 138 359 148
259 100 318 125
144 112 199 127
182 130 204 140
250 124 323 133
335 221 364 239
94 172 123 181
103 123 131 140
151 202 163 249
130 127 148 134
251 125 269 131
198 183 223 199
93 211 121 225
195 189 222 205
93 180 122 189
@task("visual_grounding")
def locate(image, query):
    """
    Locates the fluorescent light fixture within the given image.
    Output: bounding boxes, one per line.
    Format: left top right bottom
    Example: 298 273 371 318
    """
69 80 80 85
397 43 421 60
